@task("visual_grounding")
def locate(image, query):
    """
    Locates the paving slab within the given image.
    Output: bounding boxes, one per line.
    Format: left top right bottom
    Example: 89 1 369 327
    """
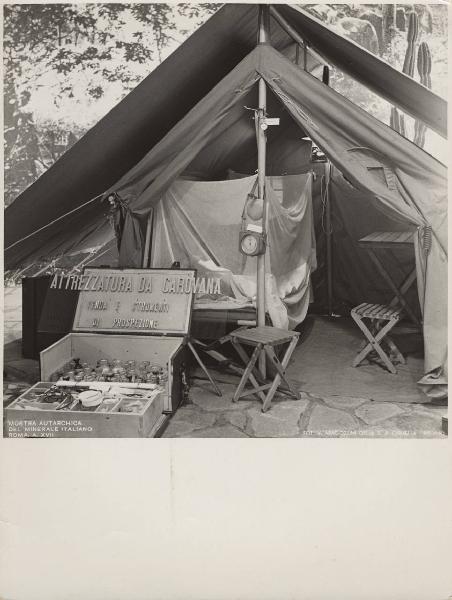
322 395 368 410
163 420 203 437
163 406 216 436
188 425 249 438
191 384 253 412
355 402 407 425
246 412 300 437
218 411 248 431
245 400 308 437
307 405 359 435
385 413 445 436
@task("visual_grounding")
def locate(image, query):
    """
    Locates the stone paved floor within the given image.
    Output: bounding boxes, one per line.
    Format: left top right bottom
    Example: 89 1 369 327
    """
162 376 447 438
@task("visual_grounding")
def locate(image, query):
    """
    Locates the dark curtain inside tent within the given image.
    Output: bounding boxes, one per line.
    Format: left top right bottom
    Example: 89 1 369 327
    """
327 168 421 316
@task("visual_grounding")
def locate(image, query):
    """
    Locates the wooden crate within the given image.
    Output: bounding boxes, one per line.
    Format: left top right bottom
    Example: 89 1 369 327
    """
4 382 166 438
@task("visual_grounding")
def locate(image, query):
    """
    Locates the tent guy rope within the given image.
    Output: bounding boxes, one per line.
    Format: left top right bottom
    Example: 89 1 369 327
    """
4 193 104 252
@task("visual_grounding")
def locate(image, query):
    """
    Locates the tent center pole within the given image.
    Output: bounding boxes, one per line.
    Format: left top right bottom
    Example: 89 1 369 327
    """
257 4 270 377
324 161 333 316
257 77 266 347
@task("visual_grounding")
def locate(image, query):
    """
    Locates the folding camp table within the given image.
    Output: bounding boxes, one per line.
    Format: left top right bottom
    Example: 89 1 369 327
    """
230 326 300 412
357 231 420 326
352 231 419 373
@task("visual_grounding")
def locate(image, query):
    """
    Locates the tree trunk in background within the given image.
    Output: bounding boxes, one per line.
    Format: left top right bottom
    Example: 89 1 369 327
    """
382 4 396 53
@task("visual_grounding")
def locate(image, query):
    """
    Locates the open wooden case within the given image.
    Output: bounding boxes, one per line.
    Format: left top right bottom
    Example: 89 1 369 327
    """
4 268 195 438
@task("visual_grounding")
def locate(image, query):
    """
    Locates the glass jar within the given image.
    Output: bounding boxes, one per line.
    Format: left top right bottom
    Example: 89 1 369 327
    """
112 359 124 374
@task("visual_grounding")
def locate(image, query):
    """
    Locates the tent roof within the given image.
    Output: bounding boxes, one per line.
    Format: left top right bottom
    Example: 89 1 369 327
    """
105 43 446 234
5 3 447 269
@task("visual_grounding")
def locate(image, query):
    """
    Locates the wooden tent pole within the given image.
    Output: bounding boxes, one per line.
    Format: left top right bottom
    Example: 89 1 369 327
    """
257 4 270 376
269 6 326 67
324 161 333 316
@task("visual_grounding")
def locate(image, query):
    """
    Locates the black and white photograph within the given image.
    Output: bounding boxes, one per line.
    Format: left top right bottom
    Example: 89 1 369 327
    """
3 2 448 439
1 4 451 600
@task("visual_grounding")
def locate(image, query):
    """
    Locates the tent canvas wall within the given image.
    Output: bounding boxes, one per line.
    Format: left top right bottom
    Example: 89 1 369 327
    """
4 4 447 400
150 173 317 330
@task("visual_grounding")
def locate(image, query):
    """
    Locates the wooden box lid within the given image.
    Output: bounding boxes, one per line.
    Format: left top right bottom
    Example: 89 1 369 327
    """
64 268 196 336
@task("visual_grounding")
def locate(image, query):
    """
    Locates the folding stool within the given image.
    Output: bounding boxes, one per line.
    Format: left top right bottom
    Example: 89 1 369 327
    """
351 303 405 374
229 326 300 412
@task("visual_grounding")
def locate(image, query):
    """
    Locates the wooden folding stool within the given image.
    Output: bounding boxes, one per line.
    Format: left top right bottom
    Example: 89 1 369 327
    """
229 326 300 412
351 303 405 374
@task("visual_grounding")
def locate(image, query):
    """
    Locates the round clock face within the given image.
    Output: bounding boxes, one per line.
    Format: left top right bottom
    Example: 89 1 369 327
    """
241 233 258 255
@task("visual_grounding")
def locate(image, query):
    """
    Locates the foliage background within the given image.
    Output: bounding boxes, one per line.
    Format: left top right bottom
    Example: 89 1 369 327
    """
3 3 217 206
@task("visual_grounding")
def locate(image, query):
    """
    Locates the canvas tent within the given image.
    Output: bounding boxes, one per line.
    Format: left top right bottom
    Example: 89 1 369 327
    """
4 4 447 399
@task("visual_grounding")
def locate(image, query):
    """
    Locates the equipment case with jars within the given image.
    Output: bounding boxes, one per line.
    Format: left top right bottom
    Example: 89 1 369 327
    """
4 268 195 438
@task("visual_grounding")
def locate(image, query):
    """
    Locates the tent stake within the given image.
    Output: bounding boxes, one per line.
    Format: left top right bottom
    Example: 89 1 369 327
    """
257 4 270 377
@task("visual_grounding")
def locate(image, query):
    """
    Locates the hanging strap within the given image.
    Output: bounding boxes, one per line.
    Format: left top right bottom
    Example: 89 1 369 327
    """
241 176 269 238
